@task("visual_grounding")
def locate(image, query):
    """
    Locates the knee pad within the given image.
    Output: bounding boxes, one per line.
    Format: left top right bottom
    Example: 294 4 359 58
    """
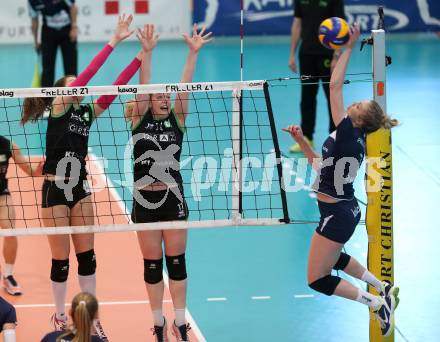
309 275 341 296
333 252 351 271
165 254 187 281
76 249 96 276
144 258 163 284
50 259 69 282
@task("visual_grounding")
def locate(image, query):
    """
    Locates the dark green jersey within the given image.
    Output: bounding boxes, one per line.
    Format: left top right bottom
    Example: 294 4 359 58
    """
44 104 94 178
131 109 185 188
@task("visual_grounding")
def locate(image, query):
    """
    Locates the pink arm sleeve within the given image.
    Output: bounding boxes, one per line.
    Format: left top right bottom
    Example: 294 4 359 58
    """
95 57 142 110
69 44 114 87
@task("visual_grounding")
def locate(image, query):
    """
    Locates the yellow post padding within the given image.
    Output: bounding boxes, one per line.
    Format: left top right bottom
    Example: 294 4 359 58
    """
366 128 394 342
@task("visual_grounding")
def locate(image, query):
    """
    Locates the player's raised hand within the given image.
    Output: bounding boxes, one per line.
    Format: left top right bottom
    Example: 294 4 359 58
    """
137 24 160 52
182 24 213 53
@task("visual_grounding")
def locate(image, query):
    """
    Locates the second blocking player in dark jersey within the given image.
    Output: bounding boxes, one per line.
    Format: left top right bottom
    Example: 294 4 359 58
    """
124 24 212 342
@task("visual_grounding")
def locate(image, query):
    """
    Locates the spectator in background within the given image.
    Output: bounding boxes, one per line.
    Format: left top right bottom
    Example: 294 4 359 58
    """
288 0 345 152
29 0 78 87
41 292 104 342
0 296 17 342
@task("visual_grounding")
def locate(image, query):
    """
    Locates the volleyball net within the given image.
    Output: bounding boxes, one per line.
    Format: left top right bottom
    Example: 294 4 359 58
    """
0 80 291 236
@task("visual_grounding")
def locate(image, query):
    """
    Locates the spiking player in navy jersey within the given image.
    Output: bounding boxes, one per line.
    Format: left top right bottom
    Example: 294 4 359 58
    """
284 24 399 337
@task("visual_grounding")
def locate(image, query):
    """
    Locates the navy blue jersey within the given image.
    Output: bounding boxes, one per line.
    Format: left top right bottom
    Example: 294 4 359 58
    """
44 104 94 179
28 0 75 29
131 109 185 188
312 116 365 200
0 296 16 332
0 136 12 193
41 331 104 342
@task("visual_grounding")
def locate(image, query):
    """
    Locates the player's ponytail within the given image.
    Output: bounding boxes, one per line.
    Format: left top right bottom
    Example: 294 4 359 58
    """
57 292 98 342
362 100 399 133
381 115 399 130
21 75 72 125
21 97 52 124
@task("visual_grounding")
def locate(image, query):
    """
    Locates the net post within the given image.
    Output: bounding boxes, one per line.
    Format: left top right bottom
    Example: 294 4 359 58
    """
372 30 387 111
367 29 394 342
262 82 290 223
232 88 242 223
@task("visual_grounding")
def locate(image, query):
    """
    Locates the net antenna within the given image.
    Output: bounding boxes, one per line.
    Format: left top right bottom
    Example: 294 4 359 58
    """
240 0 244 82
377 6 385 30
237 0 244 220
360 6 392 67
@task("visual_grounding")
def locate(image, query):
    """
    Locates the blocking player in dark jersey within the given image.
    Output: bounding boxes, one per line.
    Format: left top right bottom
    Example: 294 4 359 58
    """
0 136 43 296
124 24 212 342
21 15 143 340
283 24 399 337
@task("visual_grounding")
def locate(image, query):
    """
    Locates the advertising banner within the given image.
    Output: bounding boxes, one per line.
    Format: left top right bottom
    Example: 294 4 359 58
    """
0 0 191 44
194 0 440 35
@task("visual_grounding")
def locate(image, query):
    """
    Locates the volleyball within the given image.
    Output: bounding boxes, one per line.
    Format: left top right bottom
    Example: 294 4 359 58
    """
318 17 350 50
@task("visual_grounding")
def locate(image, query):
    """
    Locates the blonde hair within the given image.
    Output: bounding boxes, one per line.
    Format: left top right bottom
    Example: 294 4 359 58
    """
57 292 98 342
362 100 399 133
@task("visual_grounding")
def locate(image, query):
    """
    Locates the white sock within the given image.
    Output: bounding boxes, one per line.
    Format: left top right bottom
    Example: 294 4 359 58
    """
78 274 96 296
356 289 381 310
51 281 67 318
361 270 382 293
2 329 16 342
4 264 14 277
174 308 186 327
152 309 164 327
